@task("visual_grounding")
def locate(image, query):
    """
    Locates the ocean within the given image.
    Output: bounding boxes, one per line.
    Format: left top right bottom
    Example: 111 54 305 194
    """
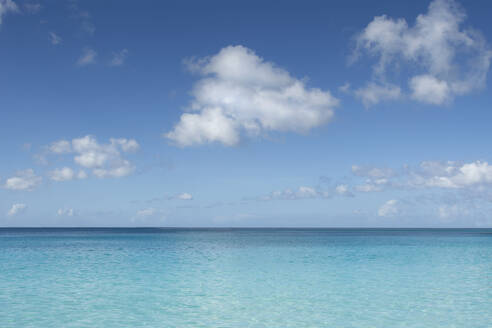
1 228 491 327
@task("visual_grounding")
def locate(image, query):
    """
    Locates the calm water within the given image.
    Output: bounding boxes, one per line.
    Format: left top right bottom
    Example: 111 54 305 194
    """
0 228 491 327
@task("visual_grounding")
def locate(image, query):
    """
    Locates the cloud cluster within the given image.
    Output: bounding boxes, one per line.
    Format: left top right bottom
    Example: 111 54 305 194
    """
352 160 492 192
259 184 353 201
48 135 139 179
411 161 492 189
7 203 27 216
3 169 42 191
352 0 492 106
166 45 339 146
48 167 87 182
261 186 324 201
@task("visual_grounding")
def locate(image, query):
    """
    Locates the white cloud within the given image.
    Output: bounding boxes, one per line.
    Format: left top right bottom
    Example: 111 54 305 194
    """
135 208 157 217
415 161 492 188
7 203 27 216
77 47 97 66
378 199 399 217
49 32 61 45
409 74 451 105
110 49 128 66
47 135 139 179
177 192 193 200
49 167 74 182
0 0 17 24
166 45 339 146
260 186 330 201
48 140 71 154
57 208 74 216
4 169 42 191
352 0 492 105
354 82 401 107
335 184 351 196
351 160 492 192
354 183 383 193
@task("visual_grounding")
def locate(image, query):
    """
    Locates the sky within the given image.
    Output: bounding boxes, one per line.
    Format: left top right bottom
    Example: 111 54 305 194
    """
1 0 492 227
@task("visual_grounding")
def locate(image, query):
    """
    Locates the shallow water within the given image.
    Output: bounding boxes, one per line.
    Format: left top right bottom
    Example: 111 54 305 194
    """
1 228 491 327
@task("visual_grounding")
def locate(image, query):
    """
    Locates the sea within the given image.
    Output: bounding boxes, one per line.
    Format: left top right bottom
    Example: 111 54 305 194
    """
1 228 491 327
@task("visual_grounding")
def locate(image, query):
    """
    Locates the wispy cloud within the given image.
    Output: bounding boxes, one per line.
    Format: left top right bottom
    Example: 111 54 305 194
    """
49 32 62 45
0 0 18 24
109 49 128 66
77 47 97 66
7 203 27 216
69 0 95 36
23 2 40 14
378 200 399 217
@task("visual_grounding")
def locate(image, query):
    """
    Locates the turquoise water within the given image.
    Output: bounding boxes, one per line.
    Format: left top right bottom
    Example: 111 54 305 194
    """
1 229 491 327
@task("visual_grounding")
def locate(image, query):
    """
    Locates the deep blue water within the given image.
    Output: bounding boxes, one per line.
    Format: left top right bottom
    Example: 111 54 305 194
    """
1 228 491 327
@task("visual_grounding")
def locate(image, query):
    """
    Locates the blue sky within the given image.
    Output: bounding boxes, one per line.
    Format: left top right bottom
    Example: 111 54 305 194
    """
1 0 492 227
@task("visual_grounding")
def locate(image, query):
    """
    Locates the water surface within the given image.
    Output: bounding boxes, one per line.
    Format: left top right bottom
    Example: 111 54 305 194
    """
1 228 491 327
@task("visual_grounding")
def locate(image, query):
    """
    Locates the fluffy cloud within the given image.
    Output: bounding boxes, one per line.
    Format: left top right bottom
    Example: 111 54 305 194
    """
413 161 492 188
49 140 71 153
409 75 450 105
4 169 42 191
77 47 97 66
7 203 27 216
49 167 74 182
166 45 339 146
47 135 139 179
352 0 492 105
0 0 17 24
110 49 128 66
378 199 399 217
